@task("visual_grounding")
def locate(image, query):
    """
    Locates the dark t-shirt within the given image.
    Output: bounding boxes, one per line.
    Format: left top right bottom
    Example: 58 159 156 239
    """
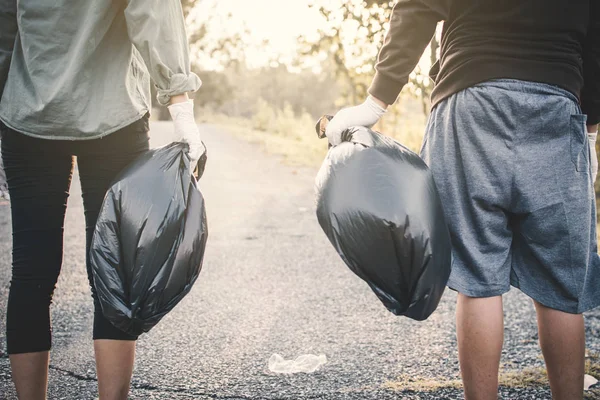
368 0 600 124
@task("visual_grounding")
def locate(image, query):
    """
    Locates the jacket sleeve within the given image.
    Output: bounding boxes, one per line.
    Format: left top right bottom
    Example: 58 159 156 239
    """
368 0 449 105
582 1 600 126
124 0 202 106
0 0 18 99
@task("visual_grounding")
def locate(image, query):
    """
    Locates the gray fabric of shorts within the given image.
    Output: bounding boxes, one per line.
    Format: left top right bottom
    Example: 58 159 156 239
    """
420 79 600 314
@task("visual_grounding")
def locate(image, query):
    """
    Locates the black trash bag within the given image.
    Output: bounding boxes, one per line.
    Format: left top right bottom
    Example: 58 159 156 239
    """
315 117 451 321
90 143 208 336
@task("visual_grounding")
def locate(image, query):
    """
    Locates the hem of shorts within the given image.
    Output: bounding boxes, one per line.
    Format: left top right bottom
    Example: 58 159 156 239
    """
0 109 150 141
447 280 509 298
92 335 138 342
7 344 51 355
512 281 598 314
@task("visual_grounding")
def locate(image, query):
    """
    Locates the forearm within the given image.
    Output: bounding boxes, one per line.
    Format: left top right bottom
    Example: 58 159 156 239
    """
170 93 189 105
368 0 449 105
588 124 599 133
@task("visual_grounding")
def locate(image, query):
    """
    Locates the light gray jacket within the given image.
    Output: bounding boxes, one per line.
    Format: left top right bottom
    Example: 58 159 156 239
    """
0 0 201 139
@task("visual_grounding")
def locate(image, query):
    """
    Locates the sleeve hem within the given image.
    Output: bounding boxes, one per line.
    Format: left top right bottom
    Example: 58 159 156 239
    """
157 73 202 106
368 72 405 106
587 115 600 126
582 98 600 125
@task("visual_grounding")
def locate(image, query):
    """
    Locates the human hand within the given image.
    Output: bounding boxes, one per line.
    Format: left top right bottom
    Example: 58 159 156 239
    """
325 96 388 146
168 99 206 173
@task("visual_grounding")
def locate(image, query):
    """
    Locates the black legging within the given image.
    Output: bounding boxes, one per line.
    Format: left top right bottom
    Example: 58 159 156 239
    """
1 116 150 354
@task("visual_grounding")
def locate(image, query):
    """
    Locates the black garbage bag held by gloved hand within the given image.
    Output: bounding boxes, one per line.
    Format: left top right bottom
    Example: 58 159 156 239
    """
90 142 208 336
314 116 451 321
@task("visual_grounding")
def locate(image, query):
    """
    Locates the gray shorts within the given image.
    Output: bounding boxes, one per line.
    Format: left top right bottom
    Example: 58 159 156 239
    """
421 79 600 314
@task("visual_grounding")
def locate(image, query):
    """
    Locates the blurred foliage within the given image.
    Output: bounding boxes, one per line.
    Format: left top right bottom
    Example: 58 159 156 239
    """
180 0 194 17
183 0 249 70
146 1 341 123
153 0 249 119
154 60 339 124
146 1 337 123
299 0 439 116
197 102 327 167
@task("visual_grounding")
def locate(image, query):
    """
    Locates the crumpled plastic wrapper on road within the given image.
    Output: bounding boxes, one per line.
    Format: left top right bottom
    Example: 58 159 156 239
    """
91 143 208 336
315 118 451 321
268 354 328 374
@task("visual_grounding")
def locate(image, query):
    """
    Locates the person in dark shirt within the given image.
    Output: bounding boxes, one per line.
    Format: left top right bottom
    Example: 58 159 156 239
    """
327 1 600 399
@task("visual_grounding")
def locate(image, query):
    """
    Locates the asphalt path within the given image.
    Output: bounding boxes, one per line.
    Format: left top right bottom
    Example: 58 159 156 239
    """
0 122 599 399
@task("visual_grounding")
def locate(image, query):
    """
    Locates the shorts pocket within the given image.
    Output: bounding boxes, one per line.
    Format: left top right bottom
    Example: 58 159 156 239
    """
571 114 588 172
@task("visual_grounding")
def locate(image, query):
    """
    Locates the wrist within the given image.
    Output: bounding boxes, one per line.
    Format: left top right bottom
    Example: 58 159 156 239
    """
365 96 388 123
169 93 190 105
368 95 389 111
168 98 195 123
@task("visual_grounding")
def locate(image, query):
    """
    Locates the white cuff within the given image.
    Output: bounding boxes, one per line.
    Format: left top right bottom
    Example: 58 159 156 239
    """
366 96 387 116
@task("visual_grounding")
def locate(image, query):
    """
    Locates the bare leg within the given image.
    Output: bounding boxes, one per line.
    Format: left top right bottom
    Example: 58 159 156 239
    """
456 294 504 400
95 340 136 400
10 351 49 400
534 301 584 400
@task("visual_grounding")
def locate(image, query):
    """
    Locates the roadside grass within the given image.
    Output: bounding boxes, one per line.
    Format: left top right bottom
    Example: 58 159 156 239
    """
384 354 600 397
198 111 327 167
195 100 427 168
384 374 462 392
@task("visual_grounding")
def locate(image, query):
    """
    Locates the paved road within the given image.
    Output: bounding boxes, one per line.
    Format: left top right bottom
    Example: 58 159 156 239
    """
0 122 599 399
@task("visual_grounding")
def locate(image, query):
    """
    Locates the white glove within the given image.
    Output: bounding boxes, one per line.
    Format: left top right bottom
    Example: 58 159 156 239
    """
589 131 598 184
168 100 206 172
325 96 387 146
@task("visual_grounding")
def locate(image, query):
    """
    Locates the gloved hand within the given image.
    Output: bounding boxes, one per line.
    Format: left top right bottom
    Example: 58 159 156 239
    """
589 131 598 184
325 96 387 146
168 100 206 173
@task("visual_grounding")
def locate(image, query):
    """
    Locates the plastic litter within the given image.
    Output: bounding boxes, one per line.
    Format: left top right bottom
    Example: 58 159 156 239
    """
585 374 598 391
268 353 327 374
314 116 451 321
90 143 208 336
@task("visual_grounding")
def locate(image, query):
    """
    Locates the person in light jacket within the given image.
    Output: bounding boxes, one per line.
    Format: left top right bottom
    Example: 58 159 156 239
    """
0 1 205 398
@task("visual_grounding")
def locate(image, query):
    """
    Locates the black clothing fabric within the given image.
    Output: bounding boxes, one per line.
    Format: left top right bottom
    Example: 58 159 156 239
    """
369 0 600 125
2 116 149 354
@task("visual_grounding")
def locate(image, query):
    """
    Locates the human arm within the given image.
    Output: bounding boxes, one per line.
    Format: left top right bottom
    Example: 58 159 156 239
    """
124 0 204 169
326 0 449 144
